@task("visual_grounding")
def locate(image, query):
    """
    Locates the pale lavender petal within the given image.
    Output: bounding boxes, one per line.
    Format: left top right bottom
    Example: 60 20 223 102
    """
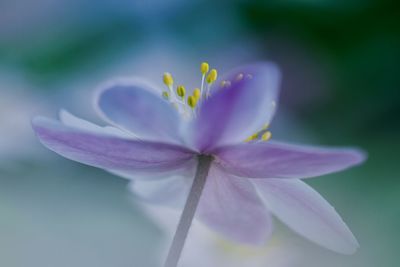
214 142 366 179
252 179 359 254
59 109 134 138
128 174 192 209
190 63 280 152
196 164 272 245
95 79 183 144
109 157 198 180
32 117 195 173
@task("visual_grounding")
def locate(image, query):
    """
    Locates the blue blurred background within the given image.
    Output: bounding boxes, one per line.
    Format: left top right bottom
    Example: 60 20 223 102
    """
1 0 399 266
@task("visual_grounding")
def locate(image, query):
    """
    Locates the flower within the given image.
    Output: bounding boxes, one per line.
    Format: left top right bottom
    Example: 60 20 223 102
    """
32 62 365 255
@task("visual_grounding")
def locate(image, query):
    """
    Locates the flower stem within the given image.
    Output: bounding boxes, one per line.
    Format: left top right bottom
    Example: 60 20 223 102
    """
163 155 213 267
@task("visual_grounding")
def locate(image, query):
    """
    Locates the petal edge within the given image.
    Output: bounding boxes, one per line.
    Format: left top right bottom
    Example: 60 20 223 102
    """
252 178 359 254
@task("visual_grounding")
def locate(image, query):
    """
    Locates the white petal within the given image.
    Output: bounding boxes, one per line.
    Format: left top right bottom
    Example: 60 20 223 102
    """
252 178 359 254
59 109 133 138
129 175 192 209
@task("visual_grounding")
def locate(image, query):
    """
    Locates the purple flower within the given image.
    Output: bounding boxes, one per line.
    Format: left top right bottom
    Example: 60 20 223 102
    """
32 62 365 256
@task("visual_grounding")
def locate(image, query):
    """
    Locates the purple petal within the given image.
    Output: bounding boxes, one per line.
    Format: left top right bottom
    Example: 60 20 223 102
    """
196 164 272 245
214 142 366 179
252 179 359 254
32 117 194 173
189 63 280 152
95 79 183 144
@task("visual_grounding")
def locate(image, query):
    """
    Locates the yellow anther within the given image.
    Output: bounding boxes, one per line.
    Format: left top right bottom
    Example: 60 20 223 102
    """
236 73 244 81
187 95 197 109
176 85 186 98
261 131 272 141
206 69 218 83
245 133 258 142
201 62 209 74
163 72 174 87
193 88 201 100
162 91 170 100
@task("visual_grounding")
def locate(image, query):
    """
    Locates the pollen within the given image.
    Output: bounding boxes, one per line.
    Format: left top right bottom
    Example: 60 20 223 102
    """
163 72 174 87
206 69 218 84
201 62 209 75
193 88 201 100
245 133 258 142
261 131 272 141
187 95 197 109
176 85 186 98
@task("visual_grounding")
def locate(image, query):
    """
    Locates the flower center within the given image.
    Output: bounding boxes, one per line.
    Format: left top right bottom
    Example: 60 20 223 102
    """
161 61 272 143
161 62 219 118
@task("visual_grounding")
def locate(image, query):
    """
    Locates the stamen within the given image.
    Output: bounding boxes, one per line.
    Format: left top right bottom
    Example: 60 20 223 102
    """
193 88 201 100
261 131 272 141
176 85 186 99
206 69 218 84
163 72 174 88
245 133 258 142
200 62 209 75
187 95 197 109
159 63 221 119
200 62 210 100
205 69 218 98
162 72 191 117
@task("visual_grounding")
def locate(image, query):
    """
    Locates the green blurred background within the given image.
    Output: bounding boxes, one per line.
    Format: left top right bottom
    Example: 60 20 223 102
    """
0 0 399 266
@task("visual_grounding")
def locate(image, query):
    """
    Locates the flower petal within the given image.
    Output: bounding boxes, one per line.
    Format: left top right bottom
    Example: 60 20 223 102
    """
128 174 192 209
59 110 190 180
95 79 183 144
252 178 359 254
32 117 194 173
214 142 366 179
59 109 134 138
110 157 197 180
196 164 272 245
190 63 280 152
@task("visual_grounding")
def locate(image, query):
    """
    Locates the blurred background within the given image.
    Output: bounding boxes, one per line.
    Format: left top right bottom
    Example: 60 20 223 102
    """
0 0 399 266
